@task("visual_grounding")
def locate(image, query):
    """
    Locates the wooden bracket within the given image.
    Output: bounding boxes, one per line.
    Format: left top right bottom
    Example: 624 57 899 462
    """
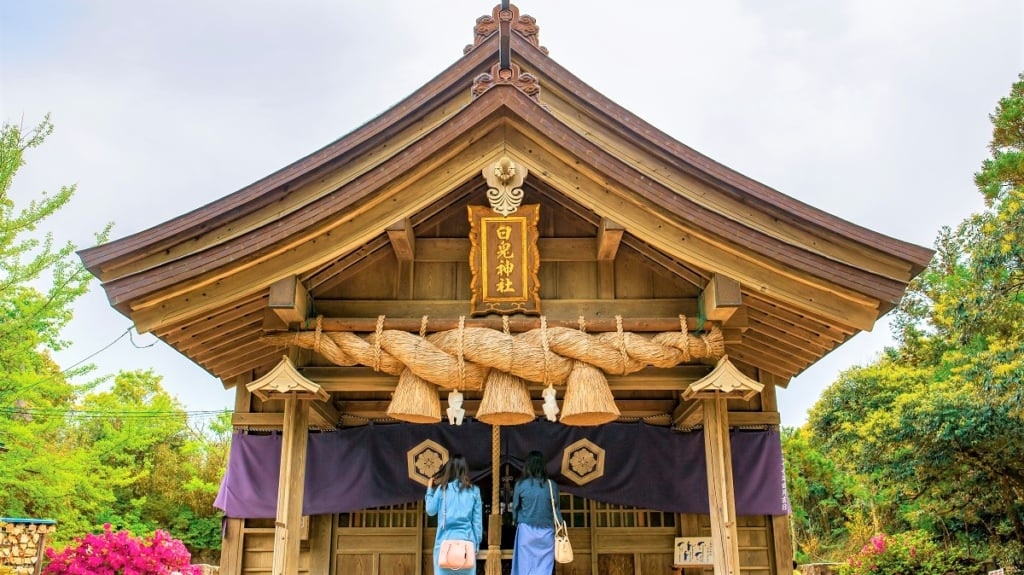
597 218 625 299
596 218 625 260
268 275 311 326
387 218 416 300
701 273 743 322
386 218 416 262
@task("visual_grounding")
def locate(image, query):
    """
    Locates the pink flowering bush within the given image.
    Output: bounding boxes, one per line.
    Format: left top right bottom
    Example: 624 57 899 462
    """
840 531 963 575
43 524 202 575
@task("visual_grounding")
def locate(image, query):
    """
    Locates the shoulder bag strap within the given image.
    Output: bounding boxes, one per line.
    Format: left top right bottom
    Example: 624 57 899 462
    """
547 479 560 528
441 485 446 530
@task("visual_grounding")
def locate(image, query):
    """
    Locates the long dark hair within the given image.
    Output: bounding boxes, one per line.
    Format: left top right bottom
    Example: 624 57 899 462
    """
519 450 548 485
435 455 472 491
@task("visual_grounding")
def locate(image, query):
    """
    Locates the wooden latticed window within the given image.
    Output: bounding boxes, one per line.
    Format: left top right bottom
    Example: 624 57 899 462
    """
561 492 589 528
591 500 676 528
337 502 422 529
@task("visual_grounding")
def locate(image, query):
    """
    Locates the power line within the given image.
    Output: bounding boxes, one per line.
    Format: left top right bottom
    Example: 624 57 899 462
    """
2 325 161 404
0 406 229 420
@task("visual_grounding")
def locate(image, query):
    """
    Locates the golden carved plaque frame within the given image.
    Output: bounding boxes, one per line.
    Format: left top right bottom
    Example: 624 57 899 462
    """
468 203 541 316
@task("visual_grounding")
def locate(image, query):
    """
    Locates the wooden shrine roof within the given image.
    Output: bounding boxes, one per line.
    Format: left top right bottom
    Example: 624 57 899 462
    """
78 4 933 397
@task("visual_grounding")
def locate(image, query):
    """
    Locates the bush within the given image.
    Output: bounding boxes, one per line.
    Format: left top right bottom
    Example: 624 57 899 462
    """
840 531 964 575
43 524 202 575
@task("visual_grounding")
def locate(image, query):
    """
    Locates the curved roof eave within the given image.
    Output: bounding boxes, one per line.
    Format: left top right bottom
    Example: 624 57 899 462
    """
78 34 502 278
507 33 934 275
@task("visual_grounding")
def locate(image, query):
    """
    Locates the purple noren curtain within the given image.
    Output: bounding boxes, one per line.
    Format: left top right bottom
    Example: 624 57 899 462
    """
214 420 788 518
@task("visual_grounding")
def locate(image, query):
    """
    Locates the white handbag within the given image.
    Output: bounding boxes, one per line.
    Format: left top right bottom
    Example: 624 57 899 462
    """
549 480 574 563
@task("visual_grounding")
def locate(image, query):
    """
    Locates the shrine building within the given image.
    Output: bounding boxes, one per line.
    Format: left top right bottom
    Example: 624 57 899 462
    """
79 4 933 575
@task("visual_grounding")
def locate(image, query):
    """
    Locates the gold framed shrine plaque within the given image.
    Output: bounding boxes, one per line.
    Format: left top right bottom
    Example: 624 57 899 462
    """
468 204 541 315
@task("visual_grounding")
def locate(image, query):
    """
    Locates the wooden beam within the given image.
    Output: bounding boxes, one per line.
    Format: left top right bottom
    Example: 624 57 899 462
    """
272 397 309 575
414 237 597 262
309 400 341 429
312 298 698 323
672 401 702 428
234 405 779 429
159 298 267 346
333 398 676 419
671 404 779 429
702 273 742 322
728 411 780 426
703 396 741 575
300 365 712 392
268 276 310 326
308 315 724 335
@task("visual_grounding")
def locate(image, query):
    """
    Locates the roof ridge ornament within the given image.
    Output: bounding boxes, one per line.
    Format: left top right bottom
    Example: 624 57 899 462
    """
472 62 541 101
464 3 548 55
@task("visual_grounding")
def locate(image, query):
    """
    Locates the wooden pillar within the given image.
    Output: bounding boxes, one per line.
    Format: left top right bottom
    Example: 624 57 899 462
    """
219 375 253 575
308 515 334 575
703 395 741 575
272 396 310 575
761 372 795 575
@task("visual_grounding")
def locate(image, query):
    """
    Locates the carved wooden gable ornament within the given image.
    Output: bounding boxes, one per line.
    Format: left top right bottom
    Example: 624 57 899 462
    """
468 156 541 316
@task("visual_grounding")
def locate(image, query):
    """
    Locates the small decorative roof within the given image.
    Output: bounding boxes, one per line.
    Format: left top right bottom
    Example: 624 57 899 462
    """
246 355 329 402
682 355 764 402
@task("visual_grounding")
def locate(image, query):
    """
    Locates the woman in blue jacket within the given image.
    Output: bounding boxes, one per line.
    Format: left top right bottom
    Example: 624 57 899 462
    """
510 451 565 575
425 455 483 574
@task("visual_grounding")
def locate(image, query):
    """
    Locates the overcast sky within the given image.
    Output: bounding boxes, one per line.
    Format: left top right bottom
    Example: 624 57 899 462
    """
2 1 1021 426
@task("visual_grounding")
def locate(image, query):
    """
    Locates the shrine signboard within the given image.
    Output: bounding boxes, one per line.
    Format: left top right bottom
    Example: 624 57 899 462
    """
468 204 541 315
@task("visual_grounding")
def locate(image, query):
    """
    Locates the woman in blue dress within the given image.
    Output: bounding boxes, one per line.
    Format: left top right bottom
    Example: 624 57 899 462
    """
510 451 565 575
425 455 483 574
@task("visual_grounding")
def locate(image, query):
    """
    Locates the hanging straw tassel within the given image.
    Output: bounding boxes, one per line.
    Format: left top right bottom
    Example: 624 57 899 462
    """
476 369 535 425
386 316 442 423
385 368 441 423
484 424 502 575
478 315 534 425
560 360 620 426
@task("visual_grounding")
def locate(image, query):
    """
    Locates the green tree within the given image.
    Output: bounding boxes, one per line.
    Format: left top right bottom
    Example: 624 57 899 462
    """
805 73 1024 567
71 369 229 558
782 426 864 562
0 116 108 364
0 117 227 558
0 116 109 537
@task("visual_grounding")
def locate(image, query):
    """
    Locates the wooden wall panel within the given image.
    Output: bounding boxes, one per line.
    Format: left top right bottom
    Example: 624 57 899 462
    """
329 252 397 300
379 553 417 575
614 250 654 298
642 553 676 574
240 531 274 575
554 554 592 575
413 262 458 300
335 554 374 575
335 530 419 575
454 260 472 301
556 261 598 299
598 554 635 575
695 515 774 575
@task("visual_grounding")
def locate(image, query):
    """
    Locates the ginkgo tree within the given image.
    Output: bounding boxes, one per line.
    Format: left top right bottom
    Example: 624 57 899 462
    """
0 118 227 560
